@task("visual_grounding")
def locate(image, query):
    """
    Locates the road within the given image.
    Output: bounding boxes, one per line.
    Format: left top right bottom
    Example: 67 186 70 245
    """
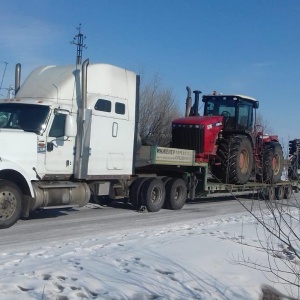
1 192 295 252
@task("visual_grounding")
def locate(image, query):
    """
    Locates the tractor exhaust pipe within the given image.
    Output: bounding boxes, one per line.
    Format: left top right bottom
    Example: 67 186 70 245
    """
185 86 192 117
15 63 21 96
191 90 202 116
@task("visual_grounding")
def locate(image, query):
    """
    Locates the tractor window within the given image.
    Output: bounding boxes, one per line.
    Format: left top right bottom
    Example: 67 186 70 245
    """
237 101 253 130
204 98 236 117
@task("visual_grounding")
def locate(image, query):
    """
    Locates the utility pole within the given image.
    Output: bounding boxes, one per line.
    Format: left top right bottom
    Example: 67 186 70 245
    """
70 24 87 65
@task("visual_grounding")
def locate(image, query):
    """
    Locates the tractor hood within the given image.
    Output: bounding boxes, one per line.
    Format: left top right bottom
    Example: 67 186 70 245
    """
172 115 223 128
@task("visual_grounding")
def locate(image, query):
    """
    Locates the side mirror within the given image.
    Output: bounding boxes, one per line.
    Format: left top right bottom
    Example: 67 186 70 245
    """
65 114 77 137
254 101 259 109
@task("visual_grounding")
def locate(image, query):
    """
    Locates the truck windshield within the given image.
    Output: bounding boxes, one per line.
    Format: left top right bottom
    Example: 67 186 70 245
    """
0 103 50 134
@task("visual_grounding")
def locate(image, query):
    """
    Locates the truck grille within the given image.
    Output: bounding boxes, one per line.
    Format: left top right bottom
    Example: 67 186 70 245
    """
171 124 204 153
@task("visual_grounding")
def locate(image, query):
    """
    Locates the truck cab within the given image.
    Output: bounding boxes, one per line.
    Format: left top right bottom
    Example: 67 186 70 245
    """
0 60 139 228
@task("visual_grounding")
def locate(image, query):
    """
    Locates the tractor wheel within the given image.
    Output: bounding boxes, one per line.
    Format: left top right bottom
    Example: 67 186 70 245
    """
216 136 253 184
0 181 22 229
210 164 223 181
259 142 283 184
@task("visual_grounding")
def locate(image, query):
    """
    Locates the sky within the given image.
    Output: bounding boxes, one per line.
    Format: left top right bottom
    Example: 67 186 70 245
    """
0 206 298 299
0 0 299 151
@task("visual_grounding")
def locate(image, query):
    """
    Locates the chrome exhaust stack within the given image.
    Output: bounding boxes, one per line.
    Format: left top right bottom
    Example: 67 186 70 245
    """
185 86 192 117
15 63 21 96
74 58 92 179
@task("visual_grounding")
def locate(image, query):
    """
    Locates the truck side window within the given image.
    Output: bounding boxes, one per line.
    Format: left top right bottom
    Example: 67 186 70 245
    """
95 99 111 112
115 102 125 115
49 114 66 137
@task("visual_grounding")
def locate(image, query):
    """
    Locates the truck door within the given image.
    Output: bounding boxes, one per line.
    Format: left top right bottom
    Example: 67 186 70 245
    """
45 113 75 173
87 97 135 176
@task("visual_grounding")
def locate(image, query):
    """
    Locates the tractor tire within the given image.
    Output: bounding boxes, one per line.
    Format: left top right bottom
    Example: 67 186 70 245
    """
258 142 283 184
210 164 223 181
0 180 22 229
215 135 253 184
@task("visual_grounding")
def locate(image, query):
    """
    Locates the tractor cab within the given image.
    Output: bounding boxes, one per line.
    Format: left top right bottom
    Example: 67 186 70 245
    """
202 94 259 132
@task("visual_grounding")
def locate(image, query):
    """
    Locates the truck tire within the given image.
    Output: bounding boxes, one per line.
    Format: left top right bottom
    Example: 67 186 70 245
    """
275 186 284 200
266 186 275 200
141 178 165 212
129 177 148 210
0 181 22 229
216 136 253 184
258 142 283 184
165 178 187 210
160 177 173 208
284 185 292 199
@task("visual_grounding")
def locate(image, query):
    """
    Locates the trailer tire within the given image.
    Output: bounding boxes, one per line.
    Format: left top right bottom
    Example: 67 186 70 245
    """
266 186 275 200
0 181 22 229
165 178 187 210
216 136 253 184
275 186 284 200
142 178 165 212
259 142 283 184
129 177 149 210
284 185 292 199
160 177 173 208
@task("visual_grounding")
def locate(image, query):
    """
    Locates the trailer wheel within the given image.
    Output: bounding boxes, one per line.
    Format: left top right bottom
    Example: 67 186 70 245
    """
160 177 173 208
284 185 292 199
165 178 187 210
266 186 275 200
0 181 22 229
129 177 149 210
142 178 165 212
275 186 284 200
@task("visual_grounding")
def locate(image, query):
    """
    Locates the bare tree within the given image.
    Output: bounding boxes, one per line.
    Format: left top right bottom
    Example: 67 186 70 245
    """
256 112 274 135
230 191 300 299
139 73 181 146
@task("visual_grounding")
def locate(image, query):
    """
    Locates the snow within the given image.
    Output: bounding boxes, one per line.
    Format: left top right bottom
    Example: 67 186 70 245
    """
0 208 298 300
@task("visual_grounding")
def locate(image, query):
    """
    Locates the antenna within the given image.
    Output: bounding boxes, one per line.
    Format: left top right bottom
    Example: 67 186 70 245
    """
70 24 87 65
0 61 8 91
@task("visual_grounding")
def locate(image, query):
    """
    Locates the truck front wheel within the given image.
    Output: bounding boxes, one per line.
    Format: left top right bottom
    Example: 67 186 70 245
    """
0 181 22 229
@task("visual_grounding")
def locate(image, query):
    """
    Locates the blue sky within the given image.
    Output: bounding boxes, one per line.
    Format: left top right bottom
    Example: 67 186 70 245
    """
0 0 299 152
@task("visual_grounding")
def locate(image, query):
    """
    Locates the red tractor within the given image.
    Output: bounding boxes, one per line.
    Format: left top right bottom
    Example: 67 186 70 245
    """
171 87 283 184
